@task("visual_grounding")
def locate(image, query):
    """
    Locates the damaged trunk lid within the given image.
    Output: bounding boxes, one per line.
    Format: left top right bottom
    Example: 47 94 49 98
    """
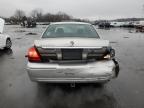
34 38 109 48
34 38 110 62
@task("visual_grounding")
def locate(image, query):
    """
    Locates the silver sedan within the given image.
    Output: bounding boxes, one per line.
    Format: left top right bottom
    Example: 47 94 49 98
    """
26 22 119 83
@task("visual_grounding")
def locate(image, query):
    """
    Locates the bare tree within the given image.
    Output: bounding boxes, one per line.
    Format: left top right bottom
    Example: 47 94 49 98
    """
31 10 37 18
57 11 72 20
14 9 25 21
30 8 43 20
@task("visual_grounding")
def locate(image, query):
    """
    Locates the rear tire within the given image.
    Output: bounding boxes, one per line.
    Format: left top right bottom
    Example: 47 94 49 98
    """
5 38 12 49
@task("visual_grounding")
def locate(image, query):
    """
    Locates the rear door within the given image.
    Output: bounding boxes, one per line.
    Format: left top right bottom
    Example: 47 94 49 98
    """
0 18 5 48
0 18 4 34
0 34 4 48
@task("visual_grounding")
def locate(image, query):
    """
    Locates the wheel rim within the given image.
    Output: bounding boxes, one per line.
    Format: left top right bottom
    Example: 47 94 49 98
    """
6 39 12 48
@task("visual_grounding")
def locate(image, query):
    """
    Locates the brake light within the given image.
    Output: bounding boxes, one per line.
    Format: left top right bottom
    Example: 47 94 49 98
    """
103 48 115 59
26 46 41 62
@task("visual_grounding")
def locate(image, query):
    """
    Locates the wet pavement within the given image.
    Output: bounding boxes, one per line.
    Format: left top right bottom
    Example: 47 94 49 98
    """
0 25 144 108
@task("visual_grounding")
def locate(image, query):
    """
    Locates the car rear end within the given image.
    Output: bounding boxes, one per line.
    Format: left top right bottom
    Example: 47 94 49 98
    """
26 45 118 83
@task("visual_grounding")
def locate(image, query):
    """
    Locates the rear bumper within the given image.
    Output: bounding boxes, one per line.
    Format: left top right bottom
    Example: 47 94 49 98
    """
26 60 118 83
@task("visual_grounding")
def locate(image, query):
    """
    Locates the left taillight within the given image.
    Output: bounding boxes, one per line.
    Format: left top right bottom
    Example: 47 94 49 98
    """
25 46 41 62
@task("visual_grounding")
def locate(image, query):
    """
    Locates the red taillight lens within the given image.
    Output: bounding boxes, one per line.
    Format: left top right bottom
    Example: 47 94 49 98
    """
26 46 41 62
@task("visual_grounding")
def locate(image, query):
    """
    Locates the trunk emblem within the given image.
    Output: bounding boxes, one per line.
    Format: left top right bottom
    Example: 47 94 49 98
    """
70 41 74 47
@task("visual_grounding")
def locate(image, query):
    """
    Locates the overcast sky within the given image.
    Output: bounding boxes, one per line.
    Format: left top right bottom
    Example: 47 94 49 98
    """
0 0 144 20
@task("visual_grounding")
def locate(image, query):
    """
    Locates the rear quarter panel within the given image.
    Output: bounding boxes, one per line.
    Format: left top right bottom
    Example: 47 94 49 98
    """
0 34 10 48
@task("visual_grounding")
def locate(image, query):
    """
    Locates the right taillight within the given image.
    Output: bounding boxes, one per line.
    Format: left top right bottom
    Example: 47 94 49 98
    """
104 48 115 59
26 46 41 62
110 49 115 58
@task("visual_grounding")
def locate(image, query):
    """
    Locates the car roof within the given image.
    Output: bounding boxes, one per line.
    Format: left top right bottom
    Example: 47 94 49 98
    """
50 22 91 25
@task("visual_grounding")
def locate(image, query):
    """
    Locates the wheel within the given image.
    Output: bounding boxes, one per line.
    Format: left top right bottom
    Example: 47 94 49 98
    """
5 38 12 49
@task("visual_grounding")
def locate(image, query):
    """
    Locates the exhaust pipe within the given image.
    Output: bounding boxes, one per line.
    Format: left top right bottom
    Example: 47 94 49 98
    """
70 83 76 88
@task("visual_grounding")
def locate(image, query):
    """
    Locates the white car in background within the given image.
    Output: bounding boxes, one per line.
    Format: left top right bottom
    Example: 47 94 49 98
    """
0 18 12 49
110 21 125 27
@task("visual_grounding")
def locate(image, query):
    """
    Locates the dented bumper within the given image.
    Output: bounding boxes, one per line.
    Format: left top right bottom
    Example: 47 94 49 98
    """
26 60 119 83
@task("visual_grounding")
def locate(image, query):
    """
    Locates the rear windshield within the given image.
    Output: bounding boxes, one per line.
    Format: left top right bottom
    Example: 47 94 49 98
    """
42 24 99 38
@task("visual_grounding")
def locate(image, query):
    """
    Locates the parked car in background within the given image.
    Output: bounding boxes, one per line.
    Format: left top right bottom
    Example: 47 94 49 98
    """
135 21 144 32
122 21 135 28
26 22 119 84
0 18 12 49
21 16 37 28
110 21 125 27
98 22 111 28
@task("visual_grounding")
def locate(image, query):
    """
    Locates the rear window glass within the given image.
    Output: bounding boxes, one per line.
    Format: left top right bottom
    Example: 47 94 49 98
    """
42 24 99 38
